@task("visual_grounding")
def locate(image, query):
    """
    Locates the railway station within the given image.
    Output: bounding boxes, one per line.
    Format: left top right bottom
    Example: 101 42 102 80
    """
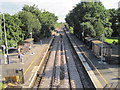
0 0 120 89
0 26 119 89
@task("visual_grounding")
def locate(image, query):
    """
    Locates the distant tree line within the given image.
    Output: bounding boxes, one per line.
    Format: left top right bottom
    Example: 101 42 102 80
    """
0 5 58 47
65 2 119 41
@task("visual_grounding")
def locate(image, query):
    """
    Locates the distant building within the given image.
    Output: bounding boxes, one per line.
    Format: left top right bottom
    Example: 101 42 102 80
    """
81 0 100 2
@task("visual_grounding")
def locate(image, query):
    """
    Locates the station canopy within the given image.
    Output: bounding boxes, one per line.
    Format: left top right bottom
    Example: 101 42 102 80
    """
24 38 34 43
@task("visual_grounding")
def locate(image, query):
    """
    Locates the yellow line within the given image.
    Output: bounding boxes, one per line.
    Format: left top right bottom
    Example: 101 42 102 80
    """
74 40 113 89
23 51 40 75
83 50 113 89
90 60 111 88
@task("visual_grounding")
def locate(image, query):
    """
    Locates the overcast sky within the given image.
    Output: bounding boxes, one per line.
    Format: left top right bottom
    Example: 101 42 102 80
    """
0 0 119 22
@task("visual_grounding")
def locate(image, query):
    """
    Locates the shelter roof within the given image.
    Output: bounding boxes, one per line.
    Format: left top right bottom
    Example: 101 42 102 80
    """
24 38 34 43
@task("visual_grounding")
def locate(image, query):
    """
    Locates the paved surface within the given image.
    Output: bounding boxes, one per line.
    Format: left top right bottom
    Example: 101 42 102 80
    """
67 32 120 88
0 36 53 87
1 26 119 89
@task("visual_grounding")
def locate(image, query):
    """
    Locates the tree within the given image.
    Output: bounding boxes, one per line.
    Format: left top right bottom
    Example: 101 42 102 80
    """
108 9 118 36
1 14 23 47
80 22 96 37
65 2 113 40
94 20 105 40
40 11 58 37
18 11 41 40
22 5 58 38
0 4 58 48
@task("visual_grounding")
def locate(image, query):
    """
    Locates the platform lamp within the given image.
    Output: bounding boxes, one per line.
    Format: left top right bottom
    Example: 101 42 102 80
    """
82 30 85 42
101 34 105 63
30 32 33 45
30 32 32 39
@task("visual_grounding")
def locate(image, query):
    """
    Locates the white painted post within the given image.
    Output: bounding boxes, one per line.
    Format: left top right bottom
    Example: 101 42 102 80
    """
101 34 104 63
3 14 8 55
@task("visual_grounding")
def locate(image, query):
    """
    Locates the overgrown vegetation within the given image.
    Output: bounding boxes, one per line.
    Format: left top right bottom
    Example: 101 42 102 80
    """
65 2 119 43
0 5 58 47
0 83 6 89
105 37 118 44
54 23 62 29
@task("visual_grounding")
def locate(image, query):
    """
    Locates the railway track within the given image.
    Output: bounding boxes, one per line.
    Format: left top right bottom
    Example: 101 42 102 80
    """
33 29 91 89
65 30 119 89
28 26 119 89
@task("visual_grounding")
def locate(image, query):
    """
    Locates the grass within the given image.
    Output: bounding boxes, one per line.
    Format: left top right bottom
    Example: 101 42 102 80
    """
54 23 62 29
105 37 118 44
0 49 3 55
0 83 6 89
69 27 74 34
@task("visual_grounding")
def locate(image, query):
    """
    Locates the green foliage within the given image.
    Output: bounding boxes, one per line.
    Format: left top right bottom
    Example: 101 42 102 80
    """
0 4 58 47
1 14 23 47
65 2 113 40
40 11 58 37
105 37 118 44
118 8 120 32
0 15 3 46
80 22 96 37
117 8 120 46
108 9 118 36
104 27 113 37
18 11 41 40
54 23 62 29
69 27 74 33
22 5 58 39
0 83 6 89
94 20 105 40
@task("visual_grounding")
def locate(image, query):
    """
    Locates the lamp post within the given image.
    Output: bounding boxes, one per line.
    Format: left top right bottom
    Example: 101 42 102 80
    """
101 34 105 63
30 32 33 45
1 45 5 64
3 14 8 55
30 32 32 39
82 30 84 42
3 14 9 64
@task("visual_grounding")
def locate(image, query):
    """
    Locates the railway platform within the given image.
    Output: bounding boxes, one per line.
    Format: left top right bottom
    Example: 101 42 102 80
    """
66 31 120 89
0 36 54 88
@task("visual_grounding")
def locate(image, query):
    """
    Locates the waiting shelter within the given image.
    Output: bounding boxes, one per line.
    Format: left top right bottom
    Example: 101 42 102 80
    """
22 38 34 54
17 38 34 54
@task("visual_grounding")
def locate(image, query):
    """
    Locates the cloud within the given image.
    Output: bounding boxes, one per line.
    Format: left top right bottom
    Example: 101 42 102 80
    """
0 0 80 22
0 0 119 22
101 0 119 9
26 0 80 22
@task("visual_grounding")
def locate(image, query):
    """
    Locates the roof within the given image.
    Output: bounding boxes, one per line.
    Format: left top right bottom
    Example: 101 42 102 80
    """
85 37 96 41
92 40 110 48
92 40 103 44
24 38 34 43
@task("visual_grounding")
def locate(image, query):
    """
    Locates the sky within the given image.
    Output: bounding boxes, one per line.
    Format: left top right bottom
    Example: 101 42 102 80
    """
0 0 119 22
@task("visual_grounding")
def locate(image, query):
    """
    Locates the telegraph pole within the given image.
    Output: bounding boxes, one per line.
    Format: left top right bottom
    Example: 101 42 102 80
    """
3 14 9 64
3 14 8 55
